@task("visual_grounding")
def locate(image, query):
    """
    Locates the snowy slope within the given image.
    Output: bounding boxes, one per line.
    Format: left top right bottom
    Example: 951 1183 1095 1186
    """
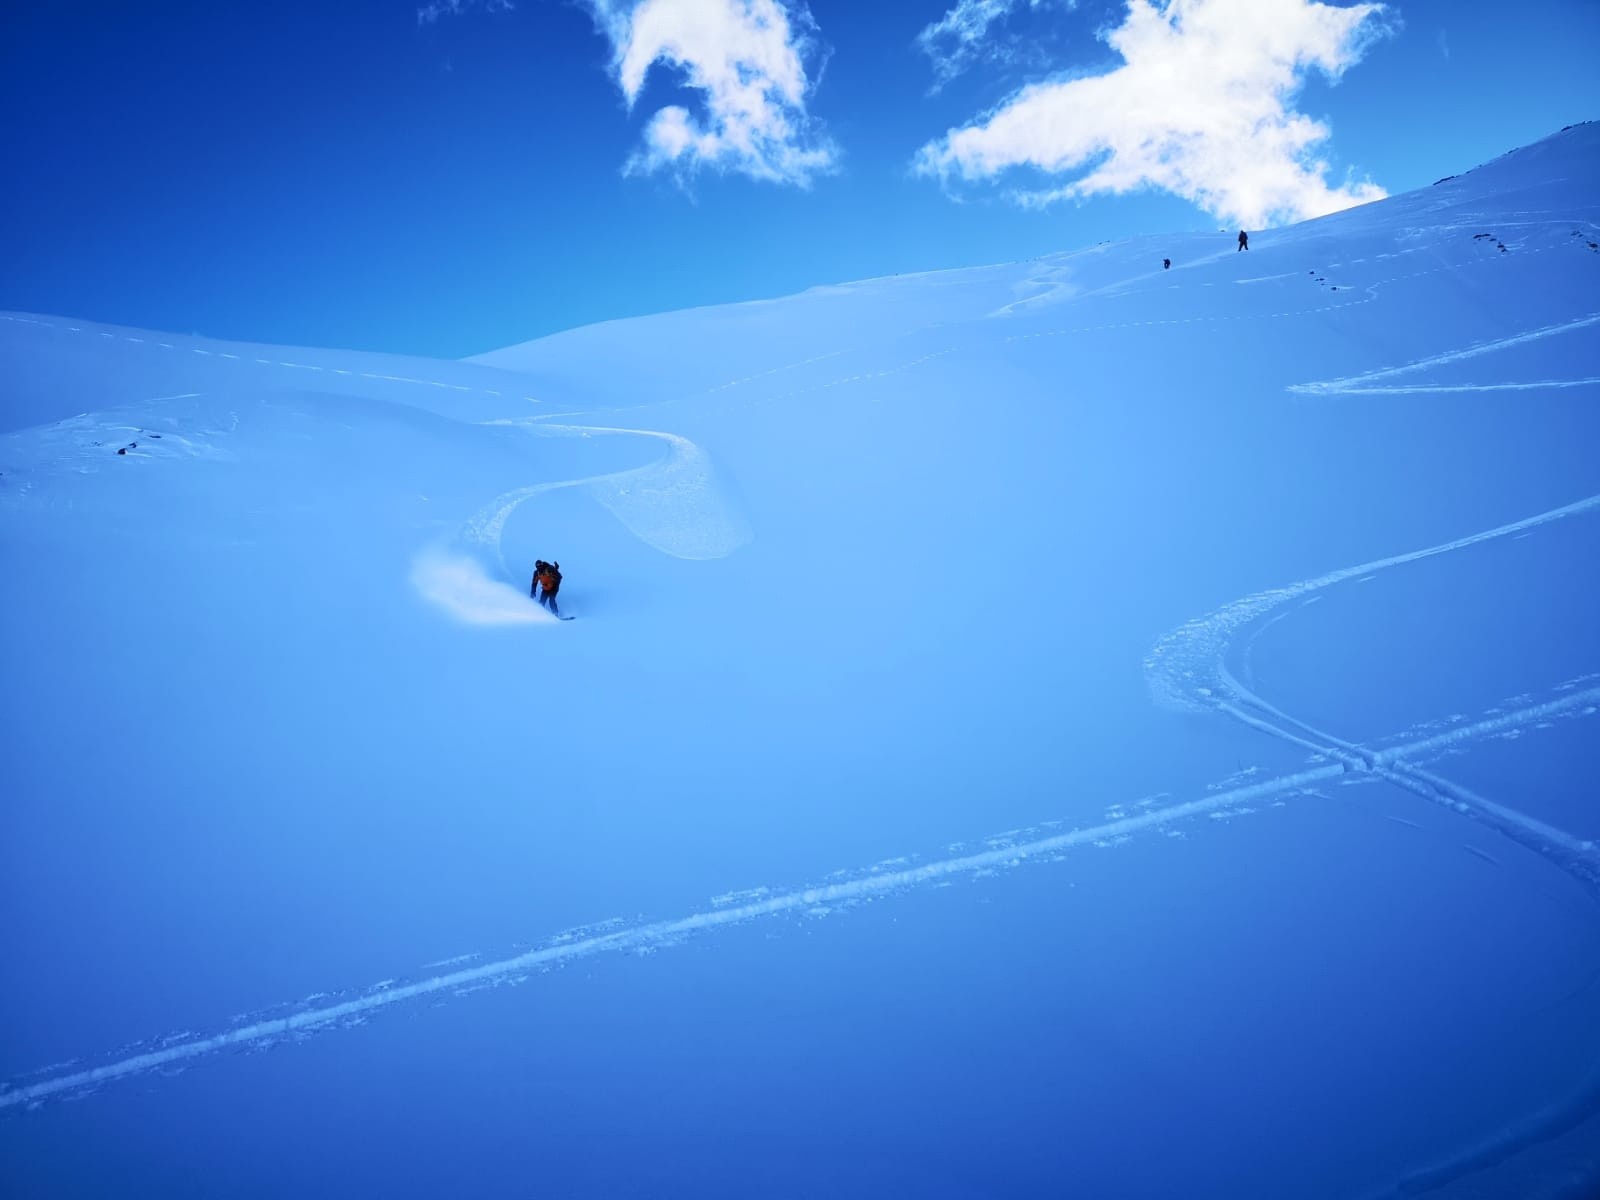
2 123 1599 1199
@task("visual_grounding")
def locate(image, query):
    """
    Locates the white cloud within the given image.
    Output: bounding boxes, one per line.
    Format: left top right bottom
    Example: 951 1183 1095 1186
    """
584 0 837 186
915 0 1393 227
417 0 513 26
917 0 1072 89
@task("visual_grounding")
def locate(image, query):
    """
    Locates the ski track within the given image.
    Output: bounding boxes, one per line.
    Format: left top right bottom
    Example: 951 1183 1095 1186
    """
1292 311 1600 396
1 314 750 578
697 346 959 419
701 348 849 394
4 686 1590 1114
1147 492 1600 717
0 314 550 412
414 420 750 623
1006 237 1579 346
1316 377 1600 396
1362 1059 1600 1200
1146 490 1600 887
458 421 750 573
4 219 1588 428
1148 489 1600 1196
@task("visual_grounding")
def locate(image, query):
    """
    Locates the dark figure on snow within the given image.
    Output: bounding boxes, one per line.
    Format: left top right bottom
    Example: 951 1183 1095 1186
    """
1237 230 1249 251
1163 258 1171 270
532 559 562 615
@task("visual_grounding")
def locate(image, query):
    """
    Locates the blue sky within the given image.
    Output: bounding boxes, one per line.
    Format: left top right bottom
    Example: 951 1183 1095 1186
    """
2 0 1596 357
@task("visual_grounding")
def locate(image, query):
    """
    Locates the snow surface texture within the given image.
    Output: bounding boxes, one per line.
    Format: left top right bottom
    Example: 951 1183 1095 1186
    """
3 125 1599 1197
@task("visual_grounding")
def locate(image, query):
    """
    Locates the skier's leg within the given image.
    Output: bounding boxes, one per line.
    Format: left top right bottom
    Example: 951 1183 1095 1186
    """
549 594 559 616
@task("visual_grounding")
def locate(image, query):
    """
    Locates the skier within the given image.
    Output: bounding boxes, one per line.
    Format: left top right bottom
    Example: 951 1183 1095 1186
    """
1163 258 1171 270
1237 230 1249 251
532 559 563 616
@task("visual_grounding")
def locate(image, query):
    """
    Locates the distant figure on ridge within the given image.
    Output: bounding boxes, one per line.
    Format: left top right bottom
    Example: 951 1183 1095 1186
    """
1163 258 1171 270
1237 230 1249 251
532 559 563 616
